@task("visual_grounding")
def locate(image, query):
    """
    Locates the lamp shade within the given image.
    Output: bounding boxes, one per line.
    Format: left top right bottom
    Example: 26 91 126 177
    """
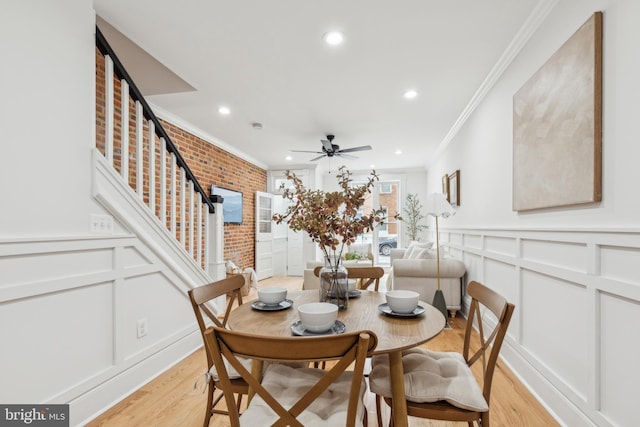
425 192 456 218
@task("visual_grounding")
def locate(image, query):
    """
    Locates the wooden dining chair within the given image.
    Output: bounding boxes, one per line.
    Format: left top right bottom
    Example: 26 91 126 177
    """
188 275 249 426
313 265 385 291
346 266 385 291
370 280 515 427
204 326 378 427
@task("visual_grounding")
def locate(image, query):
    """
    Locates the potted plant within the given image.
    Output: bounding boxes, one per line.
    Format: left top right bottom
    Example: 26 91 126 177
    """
273 166 387 309
403 193 426 243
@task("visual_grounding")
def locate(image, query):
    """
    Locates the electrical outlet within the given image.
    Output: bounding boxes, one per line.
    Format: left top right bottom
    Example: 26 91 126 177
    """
136 318 148 339
90 214 114 234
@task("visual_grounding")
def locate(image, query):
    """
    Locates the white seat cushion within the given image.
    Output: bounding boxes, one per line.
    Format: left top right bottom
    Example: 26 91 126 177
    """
369 348 488 412
210 358 307 381
209 355 253 380
239 363 367 426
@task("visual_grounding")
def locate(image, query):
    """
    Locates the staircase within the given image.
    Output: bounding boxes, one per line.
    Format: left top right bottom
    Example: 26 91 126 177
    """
94 27 217 276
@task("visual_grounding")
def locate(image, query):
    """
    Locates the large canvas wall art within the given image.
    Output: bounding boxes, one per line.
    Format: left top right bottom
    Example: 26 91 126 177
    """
513 12 602 211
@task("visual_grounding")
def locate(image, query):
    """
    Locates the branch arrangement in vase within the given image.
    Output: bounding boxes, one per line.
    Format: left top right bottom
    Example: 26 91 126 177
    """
273 166 390 268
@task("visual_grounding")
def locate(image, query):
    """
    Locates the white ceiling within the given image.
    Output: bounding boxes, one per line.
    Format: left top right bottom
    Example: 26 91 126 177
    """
94 0 547 173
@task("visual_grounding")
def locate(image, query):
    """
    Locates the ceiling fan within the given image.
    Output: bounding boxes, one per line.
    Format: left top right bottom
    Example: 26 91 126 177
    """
291 135 372 161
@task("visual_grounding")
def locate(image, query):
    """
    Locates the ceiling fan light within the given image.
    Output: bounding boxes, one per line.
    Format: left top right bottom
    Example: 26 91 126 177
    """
324 31 344 46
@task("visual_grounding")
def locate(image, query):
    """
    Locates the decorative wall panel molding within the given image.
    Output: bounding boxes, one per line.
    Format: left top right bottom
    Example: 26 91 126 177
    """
441 226 640 427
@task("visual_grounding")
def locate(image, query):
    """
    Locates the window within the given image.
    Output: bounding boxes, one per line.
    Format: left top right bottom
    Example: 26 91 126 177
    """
380 183 392 194
379 206 389 232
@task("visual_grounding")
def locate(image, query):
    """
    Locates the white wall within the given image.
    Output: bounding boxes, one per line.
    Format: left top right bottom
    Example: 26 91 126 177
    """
429 0 640 229
0 2 215 426
428 1 640 426
0 0 97 236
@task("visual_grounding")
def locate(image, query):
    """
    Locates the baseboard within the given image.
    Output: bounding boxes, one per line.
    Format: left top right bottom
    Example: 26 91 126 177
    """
500 343 598 427
71 331 202 427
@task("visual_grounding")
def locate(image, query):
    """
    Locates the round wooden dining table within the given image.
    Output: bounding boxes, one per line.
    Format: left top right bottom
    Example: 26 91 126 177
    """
227 289 446 427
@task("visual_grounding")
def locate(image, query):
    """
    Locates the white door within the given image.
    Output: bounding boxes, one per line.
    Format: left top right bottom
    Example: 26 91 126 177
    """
287 228 304 276
272 195 288 276
273 194 305 276
255 191 274 280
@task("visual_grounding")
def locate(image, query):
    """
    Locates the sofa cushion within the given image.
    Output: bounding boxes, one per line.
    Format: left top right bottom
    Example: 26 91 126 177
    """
403 242 433 259
408 248 435 259
369 348 488 412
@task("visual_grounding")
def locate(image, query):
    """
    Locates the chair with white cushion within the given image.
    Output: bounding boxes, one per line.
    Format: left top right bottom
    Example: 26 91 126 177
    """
204 326 378 427
188 275 249 426
369 280 515 427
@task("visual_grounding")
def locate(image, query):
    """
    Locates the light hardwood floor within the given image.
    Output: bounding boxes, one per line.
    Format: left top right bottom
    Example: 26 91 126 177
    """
87 276 558 427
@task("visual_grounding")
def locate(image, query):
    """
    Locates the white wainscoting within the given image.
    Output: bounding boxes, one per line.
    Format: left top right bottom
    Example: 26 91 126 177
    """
441 227 640 427
0 236 205 426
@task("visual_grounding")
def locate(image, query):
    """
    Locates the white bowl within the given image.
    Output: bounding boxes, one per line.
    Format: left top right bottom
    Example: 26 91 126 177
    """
298 302 338 333
257 287 287 305
386 290 420 314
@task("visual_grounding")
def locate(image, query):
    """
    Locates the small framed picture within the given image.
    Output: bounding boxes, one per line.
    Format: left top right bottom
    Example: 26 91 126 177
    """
449 170 460 206
442 174 450 202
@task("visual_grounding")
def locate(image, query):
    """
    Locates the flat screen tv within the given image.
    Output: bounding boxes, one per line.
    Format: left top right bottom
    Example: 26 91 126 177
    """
211 185 243 224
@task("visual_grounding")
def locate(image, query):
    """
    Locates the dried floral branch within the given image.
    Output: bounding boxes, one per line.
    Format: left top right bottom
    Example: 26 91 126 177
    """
273 166 388 267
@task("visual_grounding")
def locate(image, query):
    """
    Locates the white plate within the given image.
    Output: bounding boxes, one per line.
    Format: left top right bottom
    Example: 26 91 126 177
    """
251 299 293 311
291 320 346 336
348 289 362 298
378 303 425 318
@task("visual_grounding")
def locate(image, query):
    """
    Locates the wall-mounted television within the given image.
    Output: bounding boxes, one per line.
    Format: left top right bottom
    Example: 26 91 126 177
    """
211 185 243 224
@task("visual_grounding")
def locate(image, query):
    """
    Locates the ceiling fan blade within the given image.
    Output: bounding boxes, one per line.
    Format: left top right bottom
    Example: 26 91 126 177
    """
321 139 334 152
290 149 324 154
337 145 372 154
310 154 327 161
336 153 359 160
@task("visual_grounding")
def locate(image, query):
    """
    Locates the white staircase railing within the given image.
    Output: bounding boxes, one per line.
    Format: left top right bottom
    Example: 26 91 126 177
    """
95 27 214 272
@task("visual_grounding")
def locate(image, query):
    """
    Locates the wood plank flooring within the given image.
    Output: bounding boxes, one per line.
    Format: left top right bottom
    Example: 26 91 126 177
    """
87 276 558 427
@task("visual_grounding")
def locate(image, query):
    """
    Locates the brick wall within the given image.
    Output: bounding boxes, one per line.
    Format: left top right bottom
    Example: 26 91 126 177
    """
161 121 266 269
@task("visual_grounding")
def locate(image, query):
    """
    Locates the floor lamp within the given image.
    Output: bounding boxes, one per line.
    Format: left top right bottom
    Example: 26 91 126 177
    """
425 193 456 321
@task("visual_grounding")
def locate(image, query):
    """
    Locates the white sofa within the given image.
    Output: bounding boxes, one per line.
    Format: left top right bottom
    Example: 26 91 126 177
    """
387 244 466 317
302 243 374 290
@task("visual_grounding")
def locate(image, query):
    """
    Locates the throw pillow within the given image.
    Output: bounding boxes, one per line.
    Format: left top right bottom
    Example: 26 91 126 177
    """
403 242 433 259
408 248 435 259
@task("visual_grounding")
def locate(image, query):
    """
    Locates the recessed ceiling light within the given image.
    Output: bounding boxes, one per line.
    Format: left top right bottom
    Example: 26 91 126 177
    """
370 164 376 169
218 106 230 115
395 149 403 155
324 31 344 46
286 155 293 161
403 90 418 99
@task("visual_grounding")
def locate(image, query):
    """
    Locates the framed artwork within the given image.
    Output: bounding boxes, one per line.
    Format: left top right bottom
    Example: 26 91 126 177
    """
512 12 602 211
449 170 460 206
442 174 450 202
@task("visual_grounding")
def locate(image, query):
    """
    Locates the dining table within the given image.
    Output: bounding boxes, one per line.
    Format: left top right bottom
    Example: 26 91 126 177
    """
227 289 446 427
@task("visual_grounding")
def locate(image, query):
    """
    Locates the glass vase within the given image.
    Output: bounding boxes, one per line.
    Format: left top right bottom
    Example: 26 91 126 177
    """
319 257 348 310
